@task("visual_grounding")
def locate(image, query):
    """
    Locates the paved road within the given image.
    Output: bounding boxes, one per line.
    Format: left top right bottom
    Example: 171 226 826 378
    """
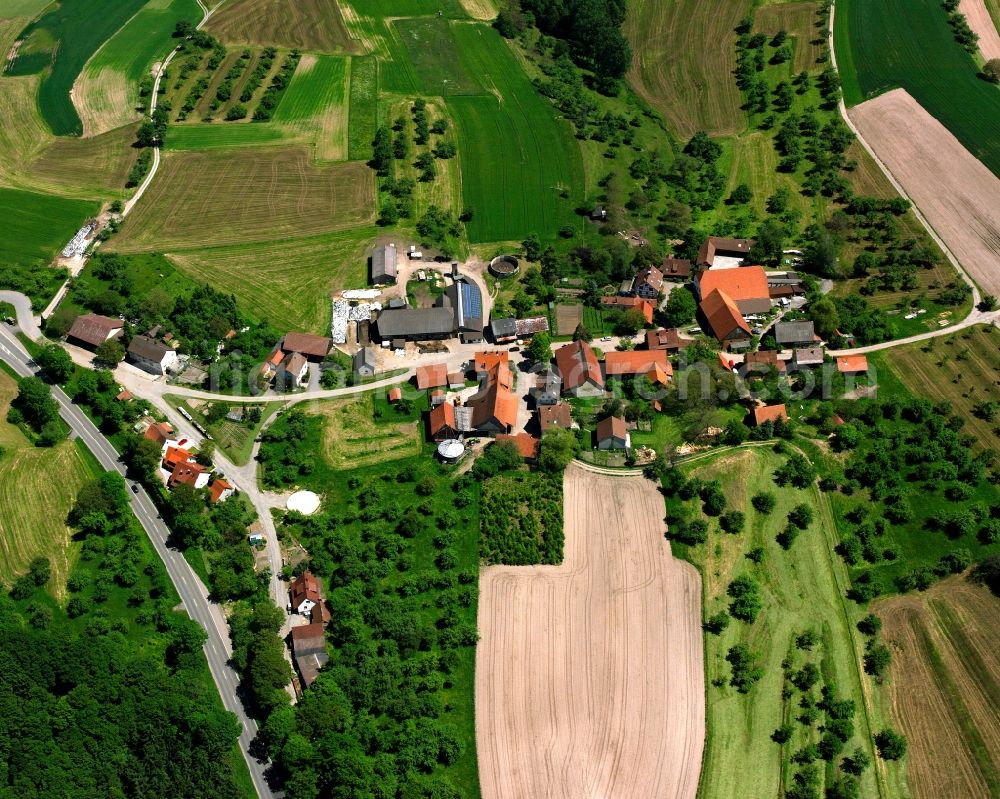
0 325 275 799
0 292 42 339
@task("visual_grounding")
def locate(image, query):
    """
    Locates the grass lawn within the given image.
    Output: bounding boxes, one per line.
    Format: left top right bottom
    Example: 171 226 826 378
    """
0 371 101 598
835 0 1000 176
678 446 899 799
0 187 98 268
7 0 149 136
307 393 423 469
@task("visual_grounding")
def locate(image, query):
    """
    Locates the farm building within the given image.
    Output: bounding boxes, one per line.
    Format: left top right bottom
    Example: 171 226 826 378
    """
600 295 654 324
661 257 692 280
699 290 752 350
793 348 824 368
490 317 517 342
388 387 403 403
496 432 540 462
837 355 869 375
282 332 332 361
142 420 176 447
775 320 816 348
539 402 573 431
290 624 329 689
555 341 605 397
740 350 787 376
448 277 485 342
752 404 789 426
595 416 629 450
475 350 508 375
697 236 755 268
428 402 458 441
645 327 693 353
605 350 672 380
127 335 178 376
352 347 377 378
467 356 517 435
695 266 770 315
162 447 211 490
66 314 123 350
532 371 562 405
374 307 455 342
371 244 397 285
415 363 449 390
277 352 309 388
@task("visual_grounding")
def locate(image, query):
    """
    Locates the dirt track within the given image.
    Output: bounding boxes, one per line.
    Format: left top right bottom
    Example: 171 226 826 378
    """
961 0 1000 60
849 89 1000 298
476 463 704 799
878 576 1000 798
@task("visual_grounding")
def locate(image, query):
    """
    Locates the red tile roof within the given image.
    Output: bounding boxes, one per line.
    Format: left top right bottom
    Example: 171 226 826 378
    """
208 479 233 504
743 350 787 373
291 572 321 611
555 341 604 391
168 461 208 488
836 355 869 373
496 432 540 460
282 332 332 359
474 351 509 373
415 363 449 390
162 446 192 469
646 328 692 351
700 289 751 341
388 387 403 402
752 404 789 426
605 350 671 377
66 314 123 348
697 236 755 266
661 257 692 278
697 266 769 302
538 403 573 430
633 265 664 293
595 415 628 444
429 401 457 439
600 295 654 324
143 421 174 444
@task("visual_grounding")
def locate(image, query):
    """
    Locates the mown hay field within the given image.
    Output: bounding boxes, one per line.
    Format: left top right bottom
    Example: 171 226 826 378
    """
624 0 750 138
27 123 140 199
682 448 892 799
0 371 98 597
346 54 377 161
877 577 1000 798
163 122 292 151
310 394 421 469
166 227 371 333
272 54 350 160
205 0 359 52
111 146 374 252
447 23 584 243
73 0 201 137
7 0 149 136
1 186 97 268
754 1 825 74
835 0 1000 176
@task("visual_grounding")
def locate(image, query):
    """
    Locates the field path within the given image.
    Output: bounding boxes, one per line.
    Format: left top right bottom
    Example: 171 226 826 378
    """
476 463 704 799
962 0 1000 59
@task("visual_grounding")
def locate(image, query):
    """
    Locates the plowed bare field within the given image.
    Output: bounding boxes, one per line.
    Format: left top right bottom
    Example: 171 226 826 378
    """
878 576 1000 798
476 463 704 799
961 0 1000 59
850 89 1000 297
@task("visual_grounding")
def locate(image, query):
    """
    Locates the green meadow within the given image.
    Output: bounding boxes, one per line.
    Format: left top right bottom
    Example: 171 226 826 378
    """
835 0 1000 175
1 187 97 266
347 54 378 161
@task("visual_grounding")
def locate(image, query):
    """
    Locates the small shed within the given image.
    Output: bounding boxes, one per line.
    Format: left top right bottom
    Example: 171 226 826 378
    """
352 347 377 378
595 416 629 450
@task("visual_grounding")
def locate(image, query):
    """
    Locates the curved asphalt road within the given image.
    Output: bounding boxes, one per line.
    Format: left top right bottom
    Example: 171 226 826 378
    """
0 324 275 799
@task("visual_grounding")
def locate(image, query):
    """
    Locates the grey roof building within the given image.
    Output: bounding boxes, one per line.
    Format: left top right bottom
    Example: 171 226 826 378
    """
371 244 397 285
449 278 484 338
290 624 329 689
491 317 517 341
127 335 178 376
775 320 816 347
352 347 377 377
374 307 455 341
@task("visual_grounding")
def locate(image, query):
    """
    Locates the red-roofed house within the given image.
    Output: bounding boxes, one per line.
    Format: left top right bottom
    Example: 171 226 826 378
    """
645 327 693 352
282 332 332 360
538 402 573 431
415 363 449 390
143 420 176 446
604 350 672 379
290 571 322 616
555 341 604 397
66 314 123 350
752 404 789 426
740 350 787 377
168 461 210 490
428 401 458 441
695 266 770 315
209 479 234 504
836 355 869 374
474 351 509 375
600 295 654 324
467 359 517 435
595 416 629 450
496 432 540 461
632 265 664 299
700 289 752 350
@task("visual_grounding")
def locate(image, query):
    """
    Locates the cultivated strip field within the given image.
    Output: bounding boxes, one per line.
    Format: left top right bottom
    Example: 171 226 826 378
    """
310 395 421 469
624 0 750 138
476 464 704 799
878 577 1000 798
849 89 1000 297
961 0 1000 59
111 147 374 251
205 0 359 52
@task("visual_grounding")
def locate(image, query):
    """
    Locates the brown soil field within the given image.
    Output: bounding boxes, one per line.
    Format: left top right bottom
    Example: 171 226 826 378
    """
476 463 704 799
204 0 359 53
554 303 583 336
27 123 139 199
962 0 1000 59
112 146 375 252
754 1 824 74
877 576 1000 798
849 89 1000 298
624 0 750 138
